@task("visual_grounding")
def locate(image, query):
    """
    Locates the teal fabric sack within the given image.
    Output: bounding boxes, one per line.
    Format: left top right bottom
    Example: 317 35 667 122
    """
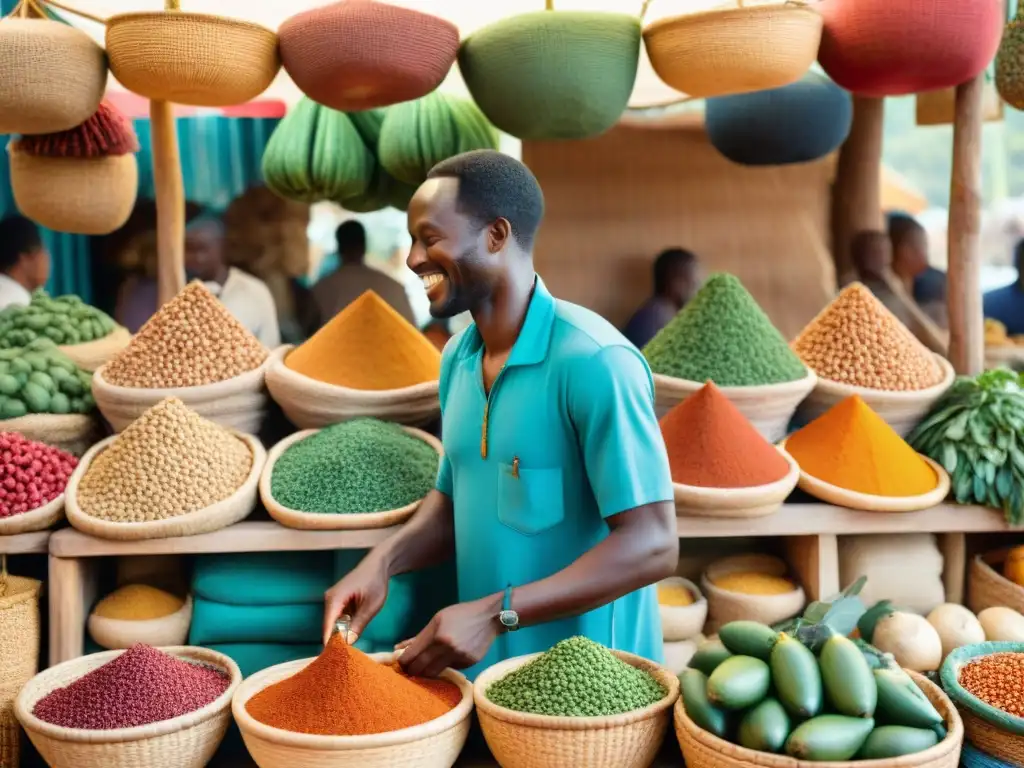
189 598 322 646
192 551 336 606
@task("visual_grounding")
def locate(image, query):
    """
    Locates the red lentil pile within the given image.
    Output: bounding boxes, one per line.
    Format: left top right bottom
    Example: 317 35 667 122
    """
958 652 1024 717
33 644 230 729
0 432 77 518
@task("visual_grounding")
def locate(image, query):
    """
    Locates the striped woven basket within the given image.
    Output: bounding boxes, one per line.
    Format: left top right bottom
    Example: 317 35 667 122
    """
0 558 41 768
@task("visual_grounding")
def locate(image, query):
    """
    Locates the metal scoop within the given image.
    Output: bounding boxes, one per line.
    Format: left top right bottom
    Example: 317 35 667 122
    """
334 613 353 644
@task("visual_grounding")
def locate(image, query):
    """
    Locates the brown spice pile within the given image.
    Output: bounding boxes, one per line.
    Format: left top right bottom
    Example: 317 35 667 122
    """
791 283 944 391
104 281 268 388
958 652 1024 717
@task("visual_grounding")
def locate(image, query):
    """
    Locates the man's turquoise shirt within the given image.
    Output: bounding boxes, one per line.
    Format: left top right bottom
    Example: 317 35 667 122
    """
435 278 674 680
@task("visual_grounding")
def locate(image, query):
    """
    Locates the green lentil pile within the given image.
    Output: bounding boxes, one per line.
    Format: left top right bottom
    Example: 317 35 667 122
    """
0 291 116 348
271 419 438 514
642 274 807 387
485 636 666 717
0 339 94 418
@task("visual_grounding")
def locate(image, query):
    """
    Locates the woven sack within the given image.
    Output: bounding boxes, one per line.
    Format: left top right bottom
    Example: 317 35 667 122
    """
0 9 106 136
644 1 821 99
818 0 1003 96
279 1 458 112
997 10 1024 109
0 413 101 458
459 7 641 141
706 71 852 166
838 533 945 615
9 147 137 236
106 8 279 107
58 325 132 373
701 554 805 634
0 561 41 768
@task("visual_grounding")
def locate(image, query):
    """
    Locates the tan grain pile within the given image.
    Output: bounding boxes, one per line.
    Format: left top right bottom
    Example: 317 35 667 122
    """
103 281 268 388
791 283 944 391
77 397 252 523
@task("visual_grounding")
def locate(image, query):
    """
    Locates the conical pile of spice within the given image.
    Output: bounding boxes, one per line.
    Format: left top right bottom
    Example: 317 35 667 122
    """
642 274 807 387
286 290 441 390
791 282 944 391
103 281 268 388
76 397 253 522
245 634 461 735
33 644 230 729
786 395 938 497
660 382 791 488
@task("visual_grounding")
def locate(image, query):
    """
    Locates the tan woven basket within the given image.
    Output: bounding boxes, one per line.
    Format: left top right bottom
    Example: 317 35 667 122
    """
92 357 269 434
0 561 40 768
88 594 193 651
64 431 265 541
59 326 132 373
701 553 805 634
0 492 63 536
968 549 1024 615
674 447 799 519
9 148 137 236
260 426 442 530
474 649 678 768
106 8 280 107
265 345 440 428
675 669 961 768
16 646 240 768
643 1 822 98
0 413 102 457
658 576 708 642
232 651 473 768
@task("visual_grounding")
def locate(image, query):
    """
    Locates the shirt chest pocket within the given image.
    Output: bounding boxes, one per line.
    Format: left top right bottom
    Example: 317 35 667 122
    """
497 463 565 536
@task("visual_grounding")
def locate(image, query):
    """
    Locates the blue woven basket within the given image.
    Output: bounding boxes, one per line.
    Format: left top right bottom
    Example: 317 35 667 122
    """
960 743 1019 768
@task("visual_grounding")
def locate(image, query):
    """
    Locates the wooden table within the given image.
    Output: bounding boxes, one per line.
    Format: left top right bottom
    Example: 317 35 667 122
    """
0 531 49 555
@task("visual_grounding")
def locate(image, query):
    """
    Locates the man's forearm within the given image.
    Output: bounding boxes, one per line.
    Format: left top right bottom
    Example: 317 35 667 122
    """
375 489 456 578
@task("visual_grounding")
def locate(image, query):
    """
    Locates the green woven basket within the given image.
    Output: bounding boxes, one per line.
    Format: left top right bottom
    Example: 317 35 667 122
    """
458 6 641 141
940 641 1024 766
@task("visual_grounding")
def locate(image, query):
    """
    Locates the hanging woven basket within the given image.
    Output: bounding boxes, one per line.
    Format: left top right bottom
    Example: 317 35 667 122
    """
458 3 641 141
106 2 280 107
643 1 822 99
10 144 138 235
0 0 106 136
706 72 852 166
997 9 1024 109
0 558 41 768
818 0 1003 97
279 1 458 112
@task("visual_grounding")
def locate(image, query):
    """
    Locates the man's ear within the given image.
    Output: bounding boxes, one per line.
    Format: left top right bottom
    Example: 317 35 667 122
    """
487 217 512 254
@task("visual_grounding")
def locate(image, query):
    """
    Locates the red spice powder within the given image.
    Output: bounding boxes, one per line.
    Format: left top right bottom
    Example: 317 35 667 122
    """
0 432 77 518
33 645 230 729
246 635 460 735
659 382 790 488
389 662 463 708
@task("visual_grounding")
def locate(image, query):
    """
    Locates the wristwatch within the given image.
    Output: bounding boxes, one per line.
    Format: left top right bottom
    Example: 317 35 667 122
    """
498 585 519 632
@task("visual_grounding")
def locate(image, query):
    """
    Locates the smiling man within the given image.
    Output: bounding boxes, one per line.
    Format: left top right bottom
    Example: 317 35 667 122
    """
323 150 678 679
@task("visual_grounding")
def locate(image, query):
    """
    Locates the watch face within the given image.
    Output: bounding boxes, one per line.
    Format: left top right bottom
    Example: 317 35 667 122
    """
499 610 518 628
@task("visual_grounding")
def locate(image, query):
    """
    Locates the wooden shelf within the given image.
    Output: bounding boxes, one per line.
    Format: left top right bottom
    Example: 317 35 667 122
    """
0 531 49 554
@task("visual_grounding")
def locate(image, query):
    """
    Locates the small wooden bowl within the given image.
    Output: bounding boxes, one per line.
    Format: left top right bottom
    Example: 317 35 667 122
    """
702 553 805 633
779 438 951 513
88 595 193 651
0 493 64 536
657 577 707 642
673 446 799 519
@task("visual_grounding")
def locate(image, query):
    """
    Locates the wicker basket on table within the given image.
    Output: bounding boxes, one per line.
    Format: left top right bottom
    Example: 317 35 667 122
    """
0 557 41 768
968 549 1024 616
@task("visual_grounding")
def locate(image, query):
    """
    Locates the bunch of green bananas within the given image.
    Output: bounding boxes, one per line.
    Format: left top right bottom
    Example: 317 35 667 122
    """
339 109 418 213
908 368 1024 525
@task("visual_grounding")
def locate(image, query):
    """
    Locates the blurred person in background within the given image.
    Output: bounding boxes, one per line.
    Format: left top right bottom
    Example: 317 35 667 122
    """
984 238 1024 335
623 247 700 349
0 215 49 308
888 212 947 328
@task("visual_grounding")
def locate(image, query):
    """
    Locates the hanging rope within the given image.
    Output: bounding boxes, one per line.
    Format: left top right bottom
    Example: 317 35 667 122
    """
37 0 108 25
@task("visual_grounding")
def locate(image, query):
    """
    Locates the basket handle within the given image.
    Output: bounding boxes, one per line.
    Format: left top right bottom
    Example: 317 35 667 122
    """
36 0 107 24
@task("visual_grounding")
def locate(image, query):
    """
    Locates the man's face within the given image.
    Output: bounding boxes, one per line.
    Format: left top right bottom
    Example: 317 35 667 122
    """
893 230 929 279
25 247 50 290
185 223 224 283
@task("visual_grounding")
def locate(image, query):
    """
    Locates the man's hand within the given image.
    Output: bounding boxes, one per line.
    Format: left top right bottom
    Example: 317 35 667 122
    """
322 553 390 646
398 594 503 678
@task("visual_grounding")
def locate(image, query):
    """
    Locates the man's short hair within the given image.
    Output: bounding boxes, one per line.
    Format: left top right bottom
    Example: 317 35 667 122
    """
887 212 925 248
427 150 545 248
0 215 41 273
335 220 366 257
653 248 697 295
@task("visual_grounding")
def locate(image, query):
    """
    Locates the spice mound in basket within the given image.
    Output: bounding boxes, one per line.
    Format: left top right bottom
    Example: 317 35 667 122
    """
642 273 806 386
958 651 1024 717
76 397 252 523
271 418 438 514
0 341 95 419
485 636 666 717
94 584 184 621
32 644 230 729
0 291 117 349
792 282 944 391
286 289 440 390
246 634 461 735
0 432 76 518
102 281 267 388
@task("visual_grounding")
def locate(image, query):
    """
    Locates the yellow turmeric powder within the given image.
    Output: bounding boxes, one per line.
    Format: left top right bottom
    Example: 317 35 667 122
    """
786 395 937 497
94 584 184 620
712 572 797 595
286 290 441 390
657 583 695 607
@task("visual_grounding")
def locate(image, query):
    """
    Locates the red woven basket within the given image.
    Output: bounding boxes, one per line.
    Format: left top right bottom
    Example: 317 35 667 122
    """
279 0 459 112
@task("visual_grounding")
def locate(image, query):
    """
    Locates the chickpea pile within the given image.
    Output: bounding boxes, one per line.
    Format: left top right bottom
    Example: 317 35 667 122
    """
958 652 1024 717
103 281 268 389
791 283 944 392
77 397 252 522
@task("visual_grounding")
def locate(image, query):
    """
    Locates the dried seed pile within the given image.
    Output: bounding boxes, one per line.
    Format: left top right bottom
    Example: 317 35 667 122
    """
76 397 252 523
271 418 438 514
958 651 1024 717
103 281 267 388
33 644 230 729
93 584 185 621
792 283 944 391
0 432 77 518
486 636 666 717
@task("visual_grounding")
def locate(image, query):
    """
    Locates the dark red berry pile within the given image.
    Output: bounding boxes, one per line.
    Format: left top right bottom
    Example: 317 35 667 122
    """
0 432 77 518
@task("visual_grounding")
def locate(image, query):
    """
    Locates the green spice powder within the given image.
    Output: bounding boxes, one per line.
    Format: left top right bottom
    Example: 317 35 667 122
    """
271 419 438 514
485 636 666 717
642 273 806 387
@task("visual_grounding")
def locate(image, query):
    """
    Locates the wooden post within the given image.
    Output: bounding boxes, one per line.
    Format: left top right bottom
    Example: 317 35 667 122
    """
947 75 985 376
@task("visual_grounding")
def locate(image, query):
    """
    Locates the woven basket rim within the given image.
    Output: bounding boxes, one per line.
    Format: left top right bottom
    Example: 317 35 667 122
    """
106 10 275 35
259 426 442 530
473 649 679 729
643 2 820 35
0 491 64 536
652 367 816 398
58 325 132 367
231 651 474 749
14 645 241 743
87 593 192 635
809 354 954 402
0 572 41 609
0 412 96 431
465 7 642 41
285 2 458 33
672 446 799 505
940 641 1024 735
658 576 705 604
93 353 268 401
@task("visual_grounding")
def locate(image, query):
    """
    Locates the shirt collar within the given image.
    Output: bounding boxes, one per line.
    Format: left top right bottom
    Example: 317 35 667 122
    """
467 275 556 367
